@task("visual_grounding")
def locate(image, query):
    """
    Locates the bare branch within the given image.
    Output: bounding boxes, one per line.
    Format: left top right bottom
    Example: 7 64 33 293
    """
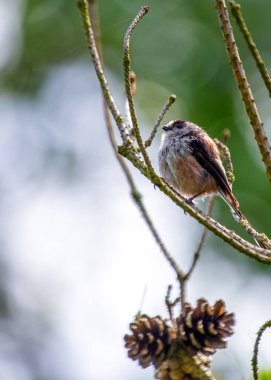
230 0 271 97
165 285 175 323
214 138 235 184
125 72 137 141
215 139 271 249
145 94 177 148
184 197 216 281
215 0 271 184
77 0 130 143
239 219 271 249
252 320 271 380
123 6 156 174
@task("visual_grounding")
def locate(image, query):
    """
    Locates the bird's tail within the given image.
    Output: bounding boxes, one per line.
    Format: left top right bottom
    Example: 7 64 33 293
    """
219 190 268 249
219 189 244 220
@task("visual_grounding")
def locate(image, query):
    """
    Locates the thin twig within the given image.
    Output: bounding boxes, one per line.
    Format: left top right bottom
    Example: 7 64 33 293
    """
165 285 175 323
214 138 235 184
77 0 130 143
179 281 187 311
125 72 137 142
87 0 100 54
165 285 182 324
229 0 271 97
215 0 271 184
215 139 271 249
145 94 177 148
252 320 271 380
178 196 216 311
184 197 216 281
239 219 271 249
123 6 156 174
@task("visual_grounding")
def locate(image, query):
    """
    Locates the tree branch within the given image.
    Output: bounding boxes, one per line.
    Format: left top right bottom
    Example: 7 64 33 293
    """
252 319 271 380
215 138 271 249
184 197 216 282
214 137 235 184
145 94 177 148
229 0 271 97
215 0 271 184
77 0 130 143
123 6 155 174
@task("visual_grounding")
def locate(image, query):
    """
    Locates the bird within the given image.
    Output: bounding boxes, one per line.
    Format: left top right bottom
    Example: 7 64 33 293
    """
158 120 269 249
158 119 243 216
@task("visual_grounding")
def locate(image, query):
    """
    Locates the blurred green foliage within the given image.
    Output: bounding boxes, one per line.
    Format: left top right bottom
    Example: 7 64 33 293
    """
3 0 86 92
2 0 271 251
257 370 271 380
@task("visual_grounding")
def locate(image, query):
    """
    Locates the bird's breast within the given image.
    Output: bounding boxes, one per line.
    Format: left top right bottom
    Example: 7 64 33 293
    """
165 153 218 197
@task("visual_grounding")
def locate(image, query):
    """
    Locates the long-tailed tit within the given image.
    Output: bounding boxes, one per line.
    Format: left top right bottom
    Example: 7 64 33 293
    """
158 119 243 217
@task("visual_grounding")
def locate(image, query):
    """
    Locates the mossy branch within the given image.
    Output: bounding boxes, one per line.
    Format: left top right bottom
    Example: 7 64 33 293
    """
214 137 235 184
215 0 271 184
252 320 271 380
123 6 155 175
229 0 271 97
214 138 271 249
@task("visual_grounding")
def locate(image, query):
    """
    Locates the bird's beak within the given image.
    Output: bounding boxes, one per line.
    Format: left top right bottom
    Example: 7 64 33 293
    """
162 125 169 131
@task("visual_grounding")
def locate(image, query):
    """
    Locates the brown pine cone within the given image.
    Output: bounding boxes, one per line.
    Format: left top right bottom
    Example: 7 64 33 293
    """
176 298 235 355
124 314 173 368
155 345 213 380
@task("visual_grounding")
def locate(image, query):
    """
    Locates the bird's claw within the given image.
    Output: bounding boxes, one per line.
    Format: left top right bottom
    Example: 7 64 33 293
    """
185 197 195 206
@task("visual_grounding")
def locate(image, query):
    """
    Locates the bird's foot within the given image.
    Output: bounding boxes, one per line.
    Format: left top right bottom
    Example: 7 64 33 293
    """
185 197 195 205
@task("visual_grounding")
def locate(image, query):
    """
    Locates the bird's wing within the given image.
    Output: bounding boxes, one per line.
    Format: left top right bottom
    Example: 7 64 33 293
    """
188 138 232 195
189 138 242 216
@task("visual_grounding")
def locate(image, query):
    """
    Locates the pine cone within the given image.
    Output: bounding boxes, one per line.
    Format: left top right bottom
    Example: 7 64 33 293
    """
124 314 173 368
155 346 213 380
176 298 235 355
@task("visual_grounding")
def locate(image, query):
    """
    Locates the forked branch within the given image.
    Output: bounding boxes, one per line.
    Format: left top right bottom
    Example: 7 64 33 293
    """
77 0 271 264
